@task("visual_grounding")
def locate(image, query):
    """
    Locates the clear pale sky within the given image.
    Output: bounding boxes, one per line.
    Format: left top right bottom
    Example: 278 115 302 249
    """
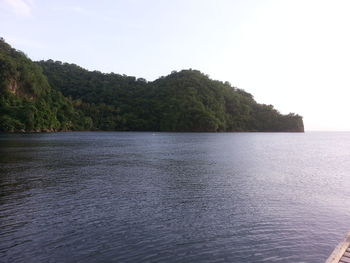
1 0 350 131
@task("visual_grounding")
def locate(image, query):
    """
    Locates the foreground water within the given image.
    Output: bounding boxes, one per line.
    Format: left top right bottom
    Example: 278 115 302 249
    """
1 132 350 262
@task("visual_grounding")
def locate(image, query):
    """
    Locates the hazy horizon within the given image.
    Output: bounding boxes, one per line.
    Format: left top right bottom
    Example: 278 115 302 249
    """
2 0 350 131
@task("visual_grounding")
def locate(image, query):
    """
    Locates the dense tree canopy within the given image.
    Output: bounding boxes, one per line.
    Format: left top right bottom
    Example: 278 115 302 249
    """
0 38 304 132
0 38 92 132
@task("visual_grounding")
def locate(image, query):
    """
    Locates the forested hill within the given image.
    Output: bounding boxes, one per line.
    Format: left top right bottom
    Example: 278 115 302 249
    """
0 38 91 132
0 38 304 132
38 61 304 132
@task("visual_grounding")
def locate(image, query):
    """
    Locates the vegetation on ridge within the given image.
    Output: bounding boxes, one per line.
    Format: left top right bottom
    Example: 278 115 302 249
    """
0 38 304 132
0 38 92 132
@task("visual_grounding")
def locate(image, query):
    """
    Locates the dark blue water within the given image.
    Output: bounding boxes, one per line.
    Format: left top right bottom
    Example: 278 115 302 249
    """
1 132 350 263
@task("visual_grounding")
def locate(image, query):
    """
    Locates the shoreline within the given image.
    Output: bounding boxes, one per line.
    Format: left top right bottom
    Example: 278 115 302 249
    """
0 129 305 134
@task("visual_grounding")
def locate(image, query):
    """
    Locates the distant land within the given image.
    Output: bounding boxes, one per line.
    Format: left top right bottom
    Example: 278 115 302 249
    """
0 38 304 132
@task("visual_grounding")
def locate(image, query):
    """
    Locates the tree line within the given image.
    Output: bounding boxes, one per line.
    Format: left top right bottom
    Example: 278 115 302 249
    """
0 38 304 132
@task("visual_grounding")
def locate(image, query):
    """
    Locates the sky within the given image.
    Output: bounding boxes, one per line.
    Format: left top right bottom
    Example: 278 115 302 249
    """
1 0 350 131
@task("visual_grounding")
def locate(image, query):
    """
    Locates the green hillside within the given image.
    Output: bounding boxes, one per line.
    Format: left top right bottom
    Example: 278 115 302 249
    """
0 38 304 132
0 38 92 132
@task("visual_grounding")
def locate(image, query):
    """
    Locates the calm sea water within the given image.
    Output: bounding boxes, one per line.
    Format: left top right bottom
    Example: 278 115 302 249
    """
1 132 350 263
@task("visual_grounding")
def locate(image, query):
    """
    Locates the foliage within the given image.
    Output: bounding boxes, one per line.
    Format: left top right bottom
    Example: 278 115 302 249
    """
38 61 304 132
0 38 304 132
0 38 92 132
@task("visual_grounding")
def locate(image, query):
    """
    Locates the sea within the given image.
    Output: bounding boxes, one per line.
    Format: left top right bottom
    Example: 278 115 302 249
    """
1 132 350 263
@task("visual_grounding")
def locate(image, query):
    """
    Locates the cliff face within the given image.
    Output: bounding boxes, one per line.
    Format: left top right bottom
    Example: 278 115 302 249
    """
7 78 19 95
0 38 304 132
6 78 35 101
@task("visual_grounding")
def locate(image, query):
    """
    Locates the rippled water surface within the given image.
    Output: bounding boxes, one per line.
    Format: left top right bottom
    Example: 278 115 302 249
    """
1 132 350 263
